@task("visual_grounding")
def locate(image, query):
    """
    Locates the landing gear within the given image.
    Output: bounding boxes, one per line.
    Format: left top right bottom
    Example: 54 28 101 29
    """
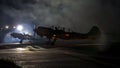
47 37 57 45
51 38 57 45
19 39 23 44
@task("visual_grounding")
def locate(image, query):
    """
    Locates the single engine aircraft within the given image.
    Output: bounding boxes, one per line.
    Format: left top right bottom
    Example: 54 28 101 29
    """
34 26 101 45
10 32 33 43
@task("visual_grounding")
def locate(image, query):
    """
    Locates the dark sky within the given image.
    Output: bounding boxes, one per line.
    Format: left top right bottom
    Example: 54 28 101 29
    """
0 0 120 41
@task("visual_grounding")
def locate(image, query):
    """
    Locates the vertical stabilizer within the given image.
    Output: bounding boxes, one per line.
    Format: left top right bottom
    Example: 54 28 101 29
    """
87 26 101 39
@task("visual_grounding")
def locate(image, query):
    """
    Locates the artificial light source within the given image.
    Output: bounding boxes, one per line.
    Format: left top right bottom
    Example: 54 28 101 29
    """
13 26 16 29
5 26 9 29
17 25 23 31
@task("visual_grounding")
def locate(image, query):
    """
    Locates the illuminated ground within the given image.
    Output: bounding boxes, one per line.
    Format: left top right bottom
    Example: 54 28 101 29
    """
0 44 119 68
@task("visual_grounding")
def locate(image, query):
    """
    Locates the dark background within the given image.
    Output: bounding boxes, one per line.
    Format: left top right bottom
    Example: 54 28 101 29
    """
0 0 120 44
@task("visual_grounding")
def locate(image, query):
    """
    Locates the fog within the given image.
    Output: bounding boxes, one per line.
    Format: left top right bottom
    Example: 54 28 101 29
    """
0 0 120 43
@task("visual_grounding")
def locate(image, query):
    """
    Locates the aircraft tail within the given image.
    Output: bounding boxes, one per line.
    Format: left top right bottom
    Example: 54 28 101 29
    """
87 26 101 39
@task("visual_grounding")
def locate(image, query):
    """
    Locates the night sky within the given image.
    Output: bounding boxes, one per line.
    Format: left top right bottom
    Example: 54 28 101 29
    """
0 0 120 42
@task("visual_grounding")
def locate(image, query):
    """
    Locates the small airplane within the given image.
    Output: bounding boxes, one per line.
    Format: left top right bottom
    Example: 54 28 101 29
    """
10 32 33 43
34 26 101 45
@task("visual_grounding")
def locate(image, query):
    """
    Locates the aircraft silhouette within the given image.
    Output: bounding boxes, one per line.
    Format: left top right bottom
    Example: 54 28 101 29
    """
34 26 101 45
10 33 33 43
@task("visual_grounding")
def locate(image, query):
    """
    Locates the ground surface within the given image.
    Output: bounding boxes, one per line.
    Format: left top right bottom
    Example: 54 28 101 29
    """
0 44 119 68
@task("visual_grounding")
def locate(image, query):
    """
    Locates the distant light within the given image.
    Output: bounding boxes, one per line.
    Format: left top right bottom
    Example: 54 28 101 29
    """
17 25 23 31
65 34 70 37
5 26 9 29
13 26 16 29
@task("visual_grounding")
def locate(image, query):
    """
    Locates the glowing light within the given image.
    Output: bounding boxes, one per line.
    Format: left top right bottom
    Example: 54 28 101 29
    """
17 25 23 31
5 26 9 29
13 26 16 29
16 48 26 51
65 34 70 37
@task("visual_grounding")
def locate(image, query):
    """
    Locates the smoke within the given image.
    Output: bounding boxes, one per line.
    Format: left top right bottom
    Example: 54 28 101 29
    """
0 0 102 33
